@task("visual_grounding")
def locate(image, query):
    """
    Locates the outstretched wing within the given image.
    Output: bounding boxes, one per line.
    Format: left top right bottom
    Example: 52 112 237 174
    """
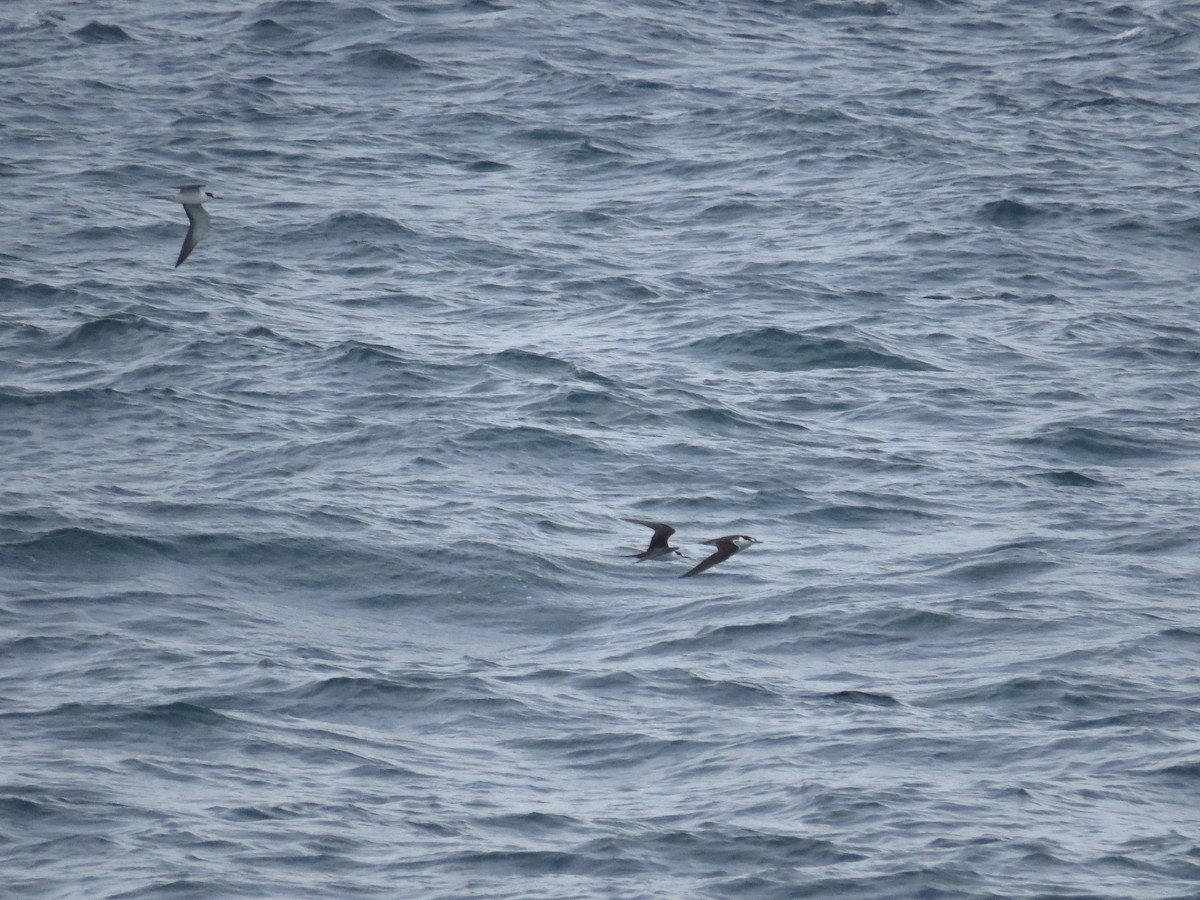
623 518 676 552
175 202 211 267
680 538 737 578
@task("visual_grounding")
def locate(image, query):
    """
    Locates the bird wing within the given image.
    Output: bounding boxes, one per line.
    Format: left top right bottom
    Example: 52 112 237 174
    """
680 538 738 578
623 518 676 551
175 202 211 267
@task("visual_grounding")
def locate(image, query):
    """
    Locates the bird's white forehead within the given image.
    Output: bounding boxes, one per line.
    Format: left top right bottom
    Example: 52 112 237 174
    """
734 536 757 548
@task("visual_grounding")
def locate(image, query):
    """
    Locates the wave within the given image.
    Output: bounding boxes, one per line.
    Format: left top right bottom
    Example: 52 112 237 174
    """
503 730 713 771
243 18 298 46
683 327 936 372
3 699 238 741
254 0 389 27
52 314 169 351
803 501 943 527
455 424 608 455
346 45 426 73
482 348 617 387
71 22 133 43
321 340 443 389
1026 469 1107 488
292 211 417 242
0 277 95 306
818 689 901 707
574 668 784 707
273 673 521 725
0 527 170 577
976 197 1054 227
1012 421 1180 463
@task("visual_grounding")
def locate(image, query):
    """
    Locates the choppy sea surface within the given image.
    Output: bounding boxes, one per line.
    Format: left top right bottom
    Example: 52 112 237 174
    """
4 1 1200 897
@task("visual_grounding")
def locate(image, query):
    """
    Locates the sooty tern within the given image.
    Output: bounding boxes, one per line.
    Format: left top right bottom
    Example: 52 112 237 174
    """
623 518 684 562
680 534 761 578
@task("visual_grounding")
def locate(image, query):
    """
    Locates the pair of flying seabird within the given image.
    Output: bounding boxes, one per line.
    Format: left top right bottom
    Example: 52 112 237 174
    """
625 518 760 578
159 189 763 581
162 184 221 267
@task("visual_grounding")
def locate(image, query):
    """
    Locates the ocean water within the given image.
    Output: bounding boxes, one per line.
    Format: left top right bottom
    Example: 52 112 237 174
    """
3 1 1200 896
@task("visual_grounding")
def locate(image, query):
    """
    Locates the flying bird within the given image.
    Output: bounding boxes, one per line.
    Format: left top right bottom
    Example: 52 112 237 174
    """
623 518 684 562
162 183 221 267
680 534 761 578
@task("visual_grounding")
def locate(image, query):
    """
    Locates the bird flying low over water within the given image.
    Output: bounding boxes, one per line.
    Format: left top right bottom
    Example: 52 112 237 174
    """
623 519 761 577
680 534 761 578
623 518 684 561
162 183 221 267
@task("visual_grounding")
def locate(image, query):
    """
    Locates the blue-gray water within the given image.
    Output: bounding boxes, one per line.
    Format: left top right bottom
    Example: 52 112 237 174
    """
3 2 1200 897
